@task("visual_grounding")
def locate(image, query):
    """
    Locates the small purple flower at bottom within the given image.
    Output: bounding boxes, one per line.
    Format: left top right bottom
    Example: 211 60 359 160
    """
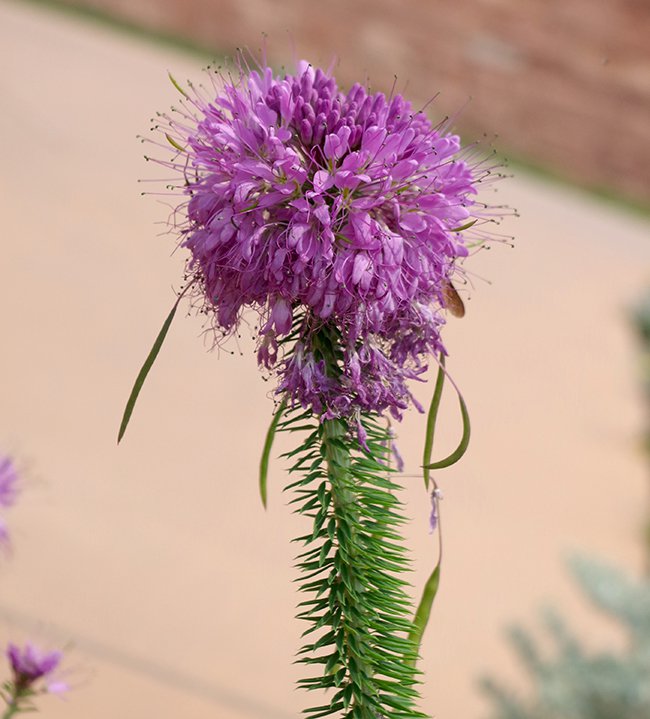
6 643 67 695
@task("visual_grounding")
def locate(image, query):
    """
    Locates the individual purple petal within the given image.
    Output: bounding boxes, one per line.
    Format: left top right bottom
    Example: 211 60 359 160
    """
46 681 69 696
313 170 333 193
264 297 292 335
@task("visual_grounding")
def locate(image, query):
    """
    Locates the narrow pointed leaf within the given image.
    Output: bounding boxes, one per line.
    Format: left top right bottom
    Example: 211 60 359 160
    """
408 562 441 666
423 354 445 488
117 298 180 443
259 398 287 508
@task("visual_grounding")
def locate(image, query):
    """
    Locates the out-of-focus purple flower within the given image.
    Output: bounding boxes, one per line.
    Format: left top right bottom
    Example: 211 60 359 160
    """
153 58 499 419
0 455 19 509
0 454 18 548
7 642 67 694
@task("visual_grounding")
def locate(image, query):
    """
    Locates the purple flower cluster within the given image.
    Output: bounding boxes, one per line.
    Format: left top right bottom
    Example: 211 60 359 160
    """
6 643 67 695
156 59 492 419
0 455 19 546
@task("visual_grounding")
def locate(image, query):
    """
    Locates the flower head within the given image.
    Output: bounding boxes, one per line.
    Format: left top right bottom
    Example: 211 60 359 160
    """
153 58 499 419
6 642 67 695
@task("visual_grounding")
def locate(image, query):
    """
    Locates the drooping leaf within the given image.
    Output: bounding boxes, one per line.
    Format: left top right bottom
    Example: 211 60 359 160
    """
117 297 181 443
423 387 471 471
259 397 287 508
423 355 446 488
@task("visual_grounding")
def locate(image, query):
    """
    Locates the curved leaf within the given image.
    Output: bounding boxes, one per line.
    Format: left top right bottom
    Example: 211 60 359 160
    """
422 389 471 471
259 398 287 508
423 355 446 488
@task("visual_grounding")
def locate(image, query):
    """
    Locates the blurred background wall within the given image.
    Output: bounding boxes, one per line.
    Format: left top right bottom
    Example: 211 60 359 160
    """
55 0 650 206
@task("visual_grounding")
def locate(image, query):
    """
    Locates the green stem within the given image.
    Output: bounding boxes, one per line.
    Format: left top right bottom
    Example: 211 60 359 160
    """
320 418 375 716
285 410 424 716
283 326 426 718
2 689 28 719
303 416 422 717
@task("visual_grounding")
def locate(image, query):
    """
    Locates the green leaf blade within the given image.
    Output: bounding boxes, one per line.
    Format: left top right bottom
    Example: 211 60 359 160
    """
408 563 441 667
423 355 446 488
423 390 471 471
117 298 180 444
259 398 287 508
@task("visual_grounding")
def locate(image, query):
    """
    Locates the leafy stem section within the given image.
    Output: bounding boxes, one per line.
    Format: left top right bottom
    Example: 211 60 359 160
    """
287 414 422 718
283 403 426 719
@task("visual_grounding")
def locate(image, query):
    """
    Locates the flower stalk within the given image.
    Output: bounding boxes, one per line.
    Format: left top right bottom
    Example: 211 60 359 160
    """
283 331 425 719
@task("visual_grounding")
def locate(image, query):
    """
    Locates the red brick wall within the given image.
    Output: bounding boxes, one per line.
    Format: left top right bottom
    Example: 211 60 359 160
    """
68 0 650 204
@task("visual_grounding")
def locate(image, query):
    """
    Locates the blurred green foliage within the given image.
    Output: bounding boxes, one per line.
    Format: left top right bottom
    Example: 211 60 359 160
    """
480 557 650 719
